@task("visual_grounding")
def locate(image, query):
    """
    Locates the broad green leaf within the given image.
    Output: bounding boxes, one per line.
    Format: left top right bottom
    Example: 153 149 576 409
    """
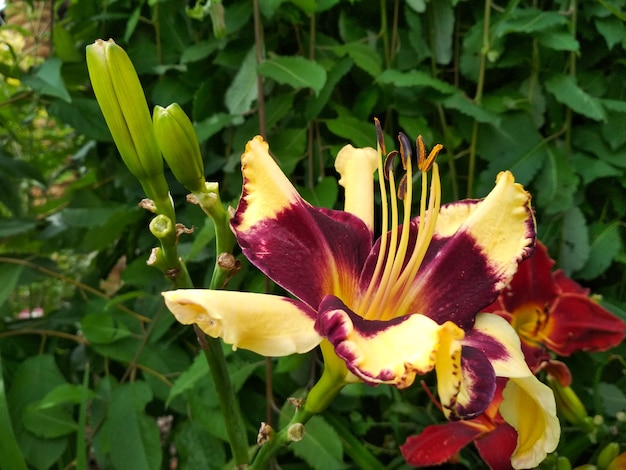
108 382 161 470
325 117 376 148
476 113 547 193
572 152 622 185
441 94 500 125
597 383 626 416
22 405 77 438
377 69 457 94
594 16 624 50
572 127 626 169
545 74 606 121
0 219 37 237
305 56 353 120
181 40 220 63
33 384 97 409
49 97 113 141
291 416 344 470
264 92 297 130
194 113 232 143
558 206 589 275
52 24 81 62
536 31 580 51
535 146 579 215
61 206 131 228
495 9 567 36
0 153 45 182
0 354 28 470
81 312 133 344
333 43 382 77
601 111 626 150
225 47 258 116
431 0 454 64
21 58 71 102
258 56 327 95
270 127 307 175
167 353 212 407
0 263 24 309
299 176 339 209
7 355 68 470
175 420 226 470
576 222 622 280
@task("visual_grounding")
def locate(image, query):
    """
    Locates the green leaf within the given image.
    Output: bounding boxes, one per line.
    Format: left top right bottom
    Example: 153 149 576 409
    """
325 117 376 148
535 146 579 215
258 56 327 95
299 176 339 209
22 405 77 438
305 56 353 120
572 152 622 185
576 222 622 280
377 69 457 94
21 58 71 102
536 31 580 51
49 97 113 142
545 74 606 121
175 420 226 470
495 9 567 36
167 353 211 407
107 382 161 470
597 383 626 416
270 127 307 175
441 94 500 125
291 416 344 470
194 113 233 143
52 24 81 62
594 15 624 50
33 384 97 409
0 263 24 309
431 0 454 64
0 354 28 470
333 43 382 77
0 219 37 237
181 40 220 63
225 47 258 116
80 313 133 344
558 206 589 275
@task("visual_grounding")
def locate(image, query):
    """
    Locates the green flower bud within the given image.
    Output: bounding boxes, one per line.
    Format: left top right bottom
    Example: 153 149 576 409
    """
548 375 590 429
153 104 205 193
86 39 170 205
598 443 619 470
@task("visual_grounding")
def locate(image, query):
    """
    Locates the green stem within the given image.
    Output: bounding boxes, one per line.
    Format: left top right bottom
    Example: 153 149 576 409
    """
323 413 386 470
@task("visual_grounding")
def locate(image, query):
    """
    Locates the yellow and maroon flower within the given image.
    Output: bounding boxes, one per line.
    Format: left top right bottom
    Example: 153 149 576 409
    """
484 241 625 371
163 121 559 468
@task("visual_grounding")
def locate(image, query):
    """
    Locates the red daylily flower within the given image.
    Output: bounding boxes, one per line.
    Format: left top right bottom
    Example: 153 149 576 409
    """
402 380 517 470
484 241 625 371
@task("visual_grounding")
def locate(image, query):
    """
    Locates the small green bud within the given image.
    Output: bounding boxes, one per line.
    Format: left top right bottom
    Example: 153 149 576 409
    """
86 39 170 205
556 456 572 470
598 443 619 470
153 104 205 193
548 376 589 428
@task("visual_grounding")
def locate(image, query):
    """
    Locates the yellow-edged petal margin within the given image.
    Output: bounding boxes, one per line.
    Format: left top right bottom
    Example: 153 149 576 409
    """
233 136 302 232
471 314 559 468
434 321 466 418
335 144 378 232
162 290 321 356
501 377 560 469
435 171 535 291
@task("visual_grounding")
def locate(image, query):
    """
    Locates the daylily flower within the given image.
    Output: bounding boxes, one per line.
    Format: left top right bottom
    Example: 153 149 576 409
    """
163 121 559 467
483 241 625 372
401 379 518 470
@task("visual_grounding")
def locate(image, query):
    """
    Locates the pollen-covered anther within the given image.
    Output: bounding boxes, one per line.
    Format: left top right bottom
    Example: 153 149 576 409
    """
417 135 443 172
375 117 386 155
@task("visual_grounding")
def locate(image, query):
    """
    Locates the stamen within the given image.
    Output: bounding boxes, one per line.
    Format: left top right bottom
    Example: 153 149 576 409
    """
398 132 412 170
383 150 398 179
374 117 386 155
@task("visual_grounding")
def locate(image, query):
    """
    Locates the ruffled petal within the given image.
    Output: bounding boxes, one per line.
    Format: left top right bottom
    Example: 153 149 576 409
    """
315 295 444 388
402 171 535 330
401 421 480 466
162 289 321 356
334 144 378 231
544 293 625 355
500 376 559 469
231 136 372 308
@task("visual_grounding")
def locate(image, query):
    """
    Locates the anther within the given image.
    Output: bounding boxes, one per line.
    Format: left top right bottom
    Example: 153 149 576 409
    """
375 117 386 155
398 174 408 200
383 150 398 180
398 132 412 170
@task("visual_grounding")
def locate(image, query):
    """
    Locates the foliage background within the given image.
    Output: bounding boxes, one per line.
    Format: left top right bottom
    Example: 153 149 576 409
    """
0 0 625 469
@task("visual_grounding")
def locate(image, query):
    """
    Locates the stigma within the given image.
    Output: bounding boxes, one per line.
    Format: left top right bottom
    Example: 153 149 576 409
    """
359 119 443 321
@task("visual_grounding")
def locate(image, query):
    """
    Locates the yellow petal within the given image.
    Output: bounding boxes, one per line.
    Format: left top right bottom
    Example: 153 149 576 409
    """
434 321 466 418
234 136 302 232
162 289 321 356
334 144 378 231
500 376 560 469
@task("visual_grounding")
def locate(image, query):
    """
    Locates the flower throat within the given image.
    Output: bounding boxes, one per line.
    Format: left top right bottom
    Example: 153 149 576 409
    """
360 119 443 321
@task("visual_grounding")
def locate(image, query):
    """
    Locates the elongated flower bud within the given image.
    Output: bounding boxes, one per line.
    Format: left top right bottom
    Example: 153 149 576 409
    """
548 375 590 429
153 104 205 193
86 39 170 205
